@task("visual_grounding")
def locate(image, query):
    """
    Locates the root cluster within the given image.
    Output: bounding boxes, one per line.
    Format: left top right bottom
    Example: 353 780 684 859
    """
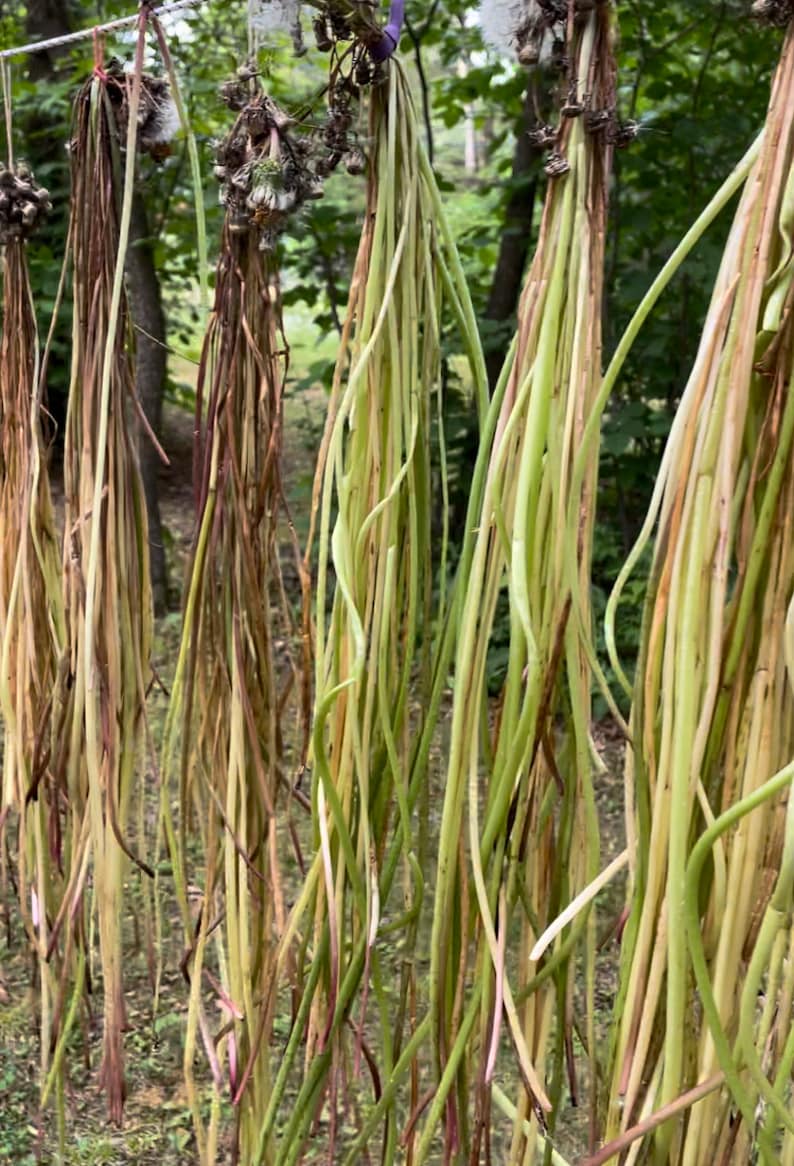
0 163 51 243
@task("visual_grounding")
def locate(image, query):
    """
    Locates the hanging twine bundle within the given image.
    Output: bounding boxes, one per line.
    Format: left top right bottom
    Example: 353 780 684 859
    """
53 28 154 1122
0 153 67 1116
601 20 794 1164
159 81 311 1164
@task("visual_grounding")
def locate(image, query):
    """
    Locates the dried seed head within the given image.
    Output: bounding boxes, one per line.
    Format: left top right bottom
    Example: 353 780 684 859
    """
584 108 612 134
220 80 248 110
216 90 326 241
527 123 557 148
561 98 584 118
544 150 570 177
751 0 794 26
344 146 367 176
313 16 333 51
304 176 325 200
607 119 640 149
517 39 540 66
0 161 51 242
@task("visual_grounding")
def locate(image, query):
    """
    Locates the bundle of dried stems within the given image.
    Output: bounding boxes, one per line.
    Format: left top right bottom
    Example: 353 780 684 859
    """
425 5 617 1161
0 167 67 1133
54 25 154 1121
159 91 309 1164
603 19 794 1165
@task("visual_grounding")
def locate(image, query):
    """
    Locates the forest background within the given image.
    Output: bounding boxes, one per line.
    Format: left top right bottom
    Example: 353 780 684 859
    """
0 1 787 1161
0 0 779 674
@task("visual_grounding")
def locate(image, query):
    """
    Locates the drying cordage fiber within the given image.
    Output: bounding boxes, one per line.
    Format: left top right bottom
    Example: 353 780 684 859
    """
603 17 794 1164
425 3 617 1161
0 150 66 1113
55 26 154 1122
252 53 488 1165
158 82 311 1165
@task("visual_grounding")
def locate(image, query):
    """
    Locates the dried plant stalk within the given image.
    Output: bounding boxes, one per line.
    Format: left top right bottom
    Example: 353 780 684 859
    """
0 226 67 1108
56 36 153 1121
159 113 307 1161
245 57 488 1165
422 6 617 1162
602 21 794 1164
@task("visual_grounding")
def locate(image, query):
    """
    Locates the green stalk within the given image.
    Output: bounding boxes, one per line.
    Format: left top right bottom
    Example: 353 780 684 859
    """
603 132 762 694
150 16 209 308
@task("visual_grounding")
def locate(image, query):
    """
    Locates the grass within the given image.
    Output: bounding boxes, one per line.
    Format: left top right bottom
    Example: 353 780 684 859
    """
0 884 199 1165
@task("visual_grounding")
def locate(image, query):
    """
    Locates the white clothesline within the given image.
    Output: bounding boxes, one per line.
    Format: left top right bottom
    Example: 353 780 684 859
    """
0 0 206 61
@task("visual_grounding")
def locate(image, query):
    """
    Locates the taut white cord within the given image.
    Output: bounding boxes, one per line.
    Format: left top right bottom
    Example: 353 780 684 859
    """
0 0 206 61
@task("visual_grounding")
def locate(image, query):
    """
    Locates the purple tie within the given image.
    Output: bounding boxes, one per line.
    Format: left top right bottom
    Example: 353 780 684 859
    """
369 0 405 61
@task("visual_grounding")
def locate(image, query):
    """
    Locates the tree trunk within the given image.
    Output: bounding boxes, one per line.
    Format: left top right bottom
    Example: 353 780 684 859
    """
450 92 541 532
126 193 169 615
25 0 78 77
483 91 540 391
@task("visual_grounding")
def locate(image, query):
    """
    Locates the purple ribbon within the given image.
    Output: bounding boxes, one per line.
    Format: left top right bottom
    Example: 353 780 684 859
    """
369 0 404 61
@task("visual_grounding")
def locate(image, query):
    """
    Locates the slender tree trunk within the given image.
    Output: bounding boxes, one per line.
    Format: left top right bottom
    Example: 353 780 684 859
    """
483 91 540 390
25 0 77 70
126 193 169 615
450 92 541 532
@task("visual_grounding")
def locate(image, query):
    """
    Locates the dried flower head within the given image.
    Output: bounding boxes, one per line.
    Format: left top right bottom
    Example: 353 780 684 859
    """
544 149 570 177
527 122 557 149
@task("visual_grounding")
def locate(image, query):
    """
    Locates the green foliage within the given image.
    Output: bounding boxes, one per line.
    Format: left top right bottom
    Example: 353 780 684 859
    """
0 0 782 685
604 2 781 521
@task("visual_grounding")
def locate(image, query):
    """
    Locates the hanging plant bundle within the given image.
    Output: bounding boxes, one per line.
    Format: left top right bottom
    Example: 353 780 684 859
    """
423 4 618 1161
246 47 487 1165
160 85 311 1165
0 155 67 1101
54 31 154 1123
0 162 56 824
600 19 794 1165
